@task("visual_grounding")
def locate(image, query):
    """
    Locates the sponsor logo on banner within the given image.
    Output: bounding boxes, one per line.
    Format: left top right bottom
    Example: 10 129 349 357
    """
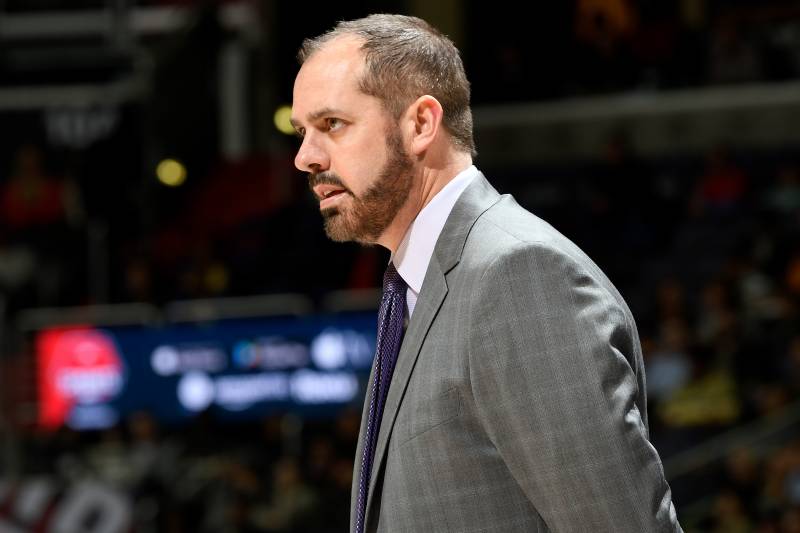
37 328 126 429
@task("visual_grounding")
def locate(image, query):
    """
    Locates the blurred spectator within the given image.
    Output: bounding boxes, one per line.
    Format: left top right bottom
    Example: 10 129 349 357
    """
707 489 753 533
0 143 83 307
0 239 35 303
658 343 741 429
645 318 693 402
709 22 763 84
576 0 638 48
696 280 736 345
723 447 762 514
691 146 749 218
726 255 777 331
85 425 135 488
126 411 180 489
0 144 80 235
573 0 639 92
250 457 317 532
764 441 800 512
628 3 681 88
656 277 692 323
764 163 800 221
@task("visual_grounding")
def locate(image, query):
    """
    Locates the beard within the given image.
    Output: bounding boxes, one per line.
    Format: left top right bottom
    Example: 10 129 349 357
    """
308 128 414 244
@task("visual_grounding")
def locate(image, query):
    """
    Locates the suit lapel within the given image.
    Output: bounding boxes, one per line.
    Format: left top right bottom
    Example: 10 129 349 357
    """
363 172 502 525
365 258 448 508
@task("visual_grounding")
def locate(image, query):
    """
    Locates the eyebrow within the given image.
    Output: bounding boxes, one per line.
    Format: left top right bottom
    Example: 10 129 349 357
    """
290 107 347 130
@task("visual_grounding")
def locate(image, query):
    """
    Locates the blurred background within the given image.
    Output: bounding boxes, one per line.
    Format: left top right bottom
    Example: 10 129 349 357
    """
0 0 799 531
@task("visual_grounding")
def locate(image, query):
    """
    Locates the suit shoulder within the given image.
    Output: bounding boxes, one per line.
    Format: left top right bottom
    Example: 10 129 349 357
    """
466 196 588 269
462 196 629 308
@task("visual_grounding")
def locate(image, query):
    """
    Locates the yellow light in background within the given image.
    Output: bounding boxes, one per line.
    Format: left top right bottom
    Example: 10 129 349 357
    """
157 159 187 187
274 105 296 135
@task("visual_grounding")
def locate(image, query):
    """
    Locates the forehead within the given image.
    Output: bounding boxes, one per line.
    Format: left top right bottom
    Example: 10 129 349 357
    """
292 37 378 121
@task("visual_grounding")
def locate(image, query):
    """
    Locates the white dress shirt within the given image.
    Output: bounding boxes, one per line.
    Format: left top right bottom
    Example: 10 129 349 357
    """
392 165 478 318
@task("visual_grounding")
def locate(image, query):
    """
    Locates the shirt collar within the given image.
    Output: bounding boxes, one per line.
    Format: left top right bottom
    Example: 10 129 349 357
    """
392 165 478 293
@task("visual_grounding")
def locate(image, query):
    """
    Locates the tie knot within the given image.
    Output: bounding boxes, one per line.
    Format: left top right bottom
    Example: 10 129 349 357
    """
383 263 406 295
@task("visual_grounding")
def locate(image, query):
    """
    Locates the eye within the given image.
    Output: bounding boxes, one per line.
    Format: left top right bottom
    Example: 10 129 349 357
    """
295 127 305 139
325 117 344 132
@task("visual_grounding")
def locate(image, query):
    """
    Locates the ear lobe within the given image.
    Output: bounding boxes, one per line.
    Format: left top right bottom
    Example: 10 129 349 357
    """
409 95 443 156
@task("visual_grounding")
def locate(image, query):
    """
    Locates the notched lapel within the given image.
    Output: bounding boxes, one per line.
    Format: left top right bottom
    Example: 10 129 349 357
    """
363 173 502 525
365 257 448 519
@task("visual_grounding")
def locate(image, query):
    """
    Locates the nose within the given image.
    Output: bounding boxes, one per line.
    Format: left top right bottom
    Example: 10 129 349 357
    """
294 133 329 173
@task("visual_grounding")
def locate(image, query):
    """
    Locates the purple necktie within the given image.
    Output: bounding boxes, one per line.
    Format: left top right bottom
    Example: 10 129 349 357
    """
354 263 407 533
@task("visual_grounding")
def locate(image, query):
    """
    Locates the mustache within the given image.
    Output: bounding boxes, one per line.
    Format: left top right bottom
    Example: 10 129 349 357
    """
308 171 350 193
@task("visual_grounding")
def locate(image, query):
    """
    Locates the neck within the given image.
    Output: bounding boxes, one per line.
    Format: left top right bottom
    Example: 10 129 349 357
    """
377 151 472 254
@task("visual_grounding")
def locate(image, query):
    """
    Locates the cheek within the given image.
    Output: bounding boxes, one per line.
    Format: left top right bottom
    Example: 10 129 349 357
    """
333 130 392 194
332 161 376 197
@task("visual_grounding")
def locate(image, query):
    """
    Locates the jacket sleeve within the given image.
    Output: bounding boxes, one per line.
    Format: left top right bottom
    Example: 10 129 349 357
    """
467 241 682 532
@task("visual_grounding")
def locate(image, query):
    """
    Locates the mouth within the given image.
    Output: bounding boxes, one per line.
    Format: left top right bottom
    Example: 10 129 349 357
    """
314 184 349 208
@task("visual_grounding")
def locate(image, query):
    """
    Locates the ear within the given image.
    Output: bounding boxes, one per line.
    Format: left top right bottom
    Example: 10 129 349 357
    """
405 95 443 156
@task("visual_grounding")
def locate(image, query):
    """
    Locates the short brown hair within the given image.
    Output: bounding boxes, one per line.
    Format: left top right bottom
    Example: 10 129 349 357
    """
298 14 476 157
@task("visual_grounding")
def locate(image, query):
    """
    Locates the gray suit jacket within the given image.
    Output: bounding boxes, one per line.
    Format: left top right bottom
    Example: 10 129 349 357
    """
351 173 682 532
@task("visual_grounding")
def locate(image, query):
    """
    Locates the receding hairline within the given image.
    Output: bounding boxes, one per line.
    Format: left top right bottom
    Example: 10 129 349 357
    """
296 16 477 156
298 32 367 66
292 38 379 128
295 34 372 99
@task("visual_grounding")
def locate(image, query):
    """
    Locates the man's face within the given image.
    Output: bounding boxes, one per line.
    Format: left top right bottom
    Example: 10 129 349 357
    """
291 37 414 244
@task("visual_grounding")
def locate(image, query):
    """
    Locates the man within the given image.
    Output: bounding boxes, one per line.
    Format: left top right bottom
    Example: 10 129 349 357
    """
291 14 682 533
